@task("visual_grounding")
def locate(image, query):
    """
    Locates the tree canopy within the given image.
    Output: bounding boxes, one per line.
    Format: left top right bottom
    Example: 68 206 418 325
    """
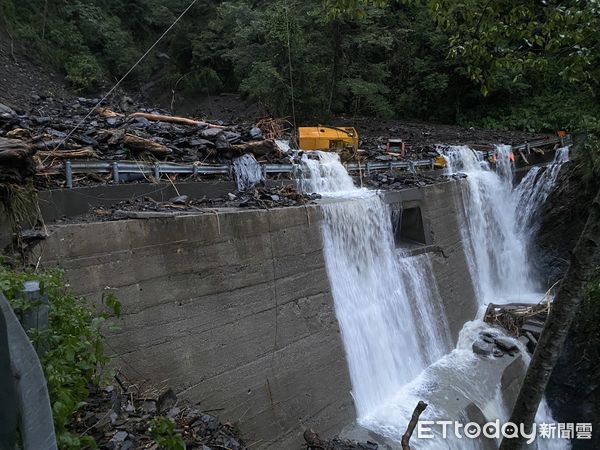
0 0 598 131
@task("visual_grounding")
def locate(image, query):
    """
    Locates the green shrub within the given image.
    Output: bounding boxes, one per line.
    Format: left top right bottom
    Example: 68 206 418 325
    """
0 265 119 449
149 416 186 450
64 54 105 91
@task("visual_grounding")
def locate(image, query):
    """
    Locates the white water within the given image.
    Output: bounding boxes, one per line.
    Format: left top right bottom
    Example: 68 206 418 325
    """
299 151 358 196
515 147 570 238
301 151 452 418
444 145 534 305
302 146 569 449
443 145 570 449
232 153 263 191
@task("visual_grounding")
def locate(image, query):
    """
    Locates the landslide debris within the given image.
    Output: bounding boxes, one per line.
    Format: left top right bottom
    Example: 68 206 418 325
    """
71 379 246 450
52 185 320 224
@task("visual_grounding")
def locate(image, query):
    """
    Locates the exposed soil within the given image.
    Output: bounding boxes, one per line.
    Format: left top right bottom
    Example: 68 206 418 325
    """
0 30 70 112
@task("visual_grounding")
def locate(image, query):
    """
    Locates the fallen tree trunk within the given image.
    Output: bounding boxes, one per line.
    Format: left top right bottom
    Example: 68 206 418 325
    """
37 147 99 159
123 134 172 156
129 112 224 128
95 107 123 118
230 139 278 156
0 138 37 183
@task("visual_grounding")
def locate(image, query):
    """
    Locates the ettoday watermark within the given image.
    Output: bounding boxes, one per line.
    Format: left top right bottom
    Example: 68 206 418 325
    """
417 420 593 443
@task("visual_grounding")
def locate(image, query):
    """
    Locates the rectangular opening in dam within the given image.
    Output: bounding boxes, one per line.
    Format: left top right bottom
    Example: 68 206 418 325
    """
391 204 427 247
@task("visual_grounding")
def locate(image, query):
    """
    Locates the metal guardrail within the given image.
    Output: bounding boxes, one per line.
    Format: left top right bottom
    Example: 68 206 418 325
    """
51 135 570 189
0 291 57 450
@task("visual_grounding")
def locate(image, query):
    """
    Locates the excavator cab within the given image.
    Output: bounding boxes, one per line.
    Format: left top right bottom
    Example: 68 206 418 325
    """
297 126 359 152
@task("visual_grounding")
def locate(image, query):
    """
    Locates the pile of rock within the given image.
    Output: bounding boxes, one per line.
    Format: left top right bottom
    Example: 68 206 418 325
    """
363 170 459 190
53 186 320 223
304 429 379 450
472 330 520 358
71 383 246 450
0 98 289 186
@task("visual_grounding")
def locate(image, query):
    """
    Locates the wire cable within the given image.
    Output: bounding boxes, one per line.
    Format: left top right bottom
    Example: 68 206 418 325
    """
53 0 199 152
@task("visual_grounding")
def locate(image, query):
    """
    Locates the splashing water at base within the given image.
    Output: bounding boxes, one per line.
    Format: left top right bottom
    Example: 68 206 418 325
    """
303 148 569 449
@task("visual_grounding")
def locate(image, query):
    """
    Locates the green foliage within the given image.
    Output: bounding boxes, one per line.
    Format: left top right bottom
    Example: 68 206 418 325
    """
149 416 186 450
64 54 105 91
1 0 598 129
0 265 120 449
426 0 600 96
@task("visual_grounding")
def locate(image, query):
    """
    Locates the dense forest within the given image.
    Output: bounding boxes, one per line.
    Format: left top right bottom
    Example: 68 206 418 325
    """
1 0 599 132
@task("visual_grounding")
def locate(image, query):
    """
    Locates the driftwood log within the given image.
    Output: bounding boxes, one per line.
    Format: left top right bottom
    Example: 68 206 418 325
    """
95 107 123 118
129 112 224 128
401 401 428 450
123 134 172 156
230 139 279 156
0 138 37 183
37 147 100 159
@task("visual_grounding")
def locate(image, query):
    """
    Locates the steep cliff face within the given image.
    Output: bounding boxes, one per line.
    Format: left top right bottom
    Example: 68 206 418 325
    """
535 161 599 449
533 162 595 285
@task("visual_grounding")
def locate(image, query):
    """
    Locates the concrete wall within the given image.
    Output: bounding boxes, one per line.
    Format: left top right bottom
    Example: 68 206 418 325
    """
36 206 354 449
384 181 479 340
34 180 478 448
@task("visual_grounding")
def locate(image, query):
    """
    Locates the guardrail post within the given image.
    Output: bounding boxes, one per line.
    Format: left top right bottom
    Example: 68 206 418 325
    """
112 162 120 184
65 160 73 189
19 281 49 357
525 142 530 155
154 164 160 181
193 165 199 179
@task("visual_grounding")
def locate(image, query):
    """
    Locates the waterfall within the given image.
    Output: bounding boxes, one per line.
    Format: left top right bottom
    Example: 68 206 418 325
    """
515 147 570 237
298 151 357 195
444 145 534 304
301 151 452 418
302 147 569 449
232 153 263 191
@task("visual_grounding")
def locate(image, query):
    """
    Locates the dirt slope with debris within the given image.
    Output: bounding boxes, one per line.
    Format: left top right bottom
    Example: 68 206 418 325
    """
0 29 70 112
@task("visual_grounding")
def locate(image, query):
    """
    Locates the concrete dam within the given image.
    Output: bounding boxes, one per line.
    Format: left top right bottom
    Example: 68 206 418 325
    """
32 145 571 449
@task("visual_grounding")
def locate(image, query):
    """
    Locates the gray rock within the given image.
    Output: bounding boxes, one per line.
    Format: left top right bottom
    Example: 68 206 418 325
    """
215 134 230 150
250 126 263 139
201 128 223 139
190 138 213 147
157 388 177 413
0 102 17 116
481 334 495 344
167 406 181 418
227 193 237 201
111 431 128 443
494 336 518 352
224 131 242 143
472 339 494 356
169 195 189 205
139 400 157 414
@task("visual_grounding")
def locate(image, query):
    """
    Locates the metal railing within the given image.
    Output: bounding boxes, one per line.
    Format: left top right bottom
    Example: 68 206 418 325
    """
48 135 570 189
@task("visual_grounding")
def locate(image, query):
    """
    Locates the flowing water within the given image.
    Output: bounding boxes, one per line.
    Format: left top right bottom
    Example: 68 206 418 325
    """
300 147 570 449
515 147 570 238
232 153 263 191
443 145 534 305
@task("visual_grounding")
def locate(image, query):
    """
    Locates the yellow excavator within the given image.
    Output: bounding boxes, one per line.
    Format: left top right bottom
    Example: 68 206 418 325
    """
297 126 359 152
